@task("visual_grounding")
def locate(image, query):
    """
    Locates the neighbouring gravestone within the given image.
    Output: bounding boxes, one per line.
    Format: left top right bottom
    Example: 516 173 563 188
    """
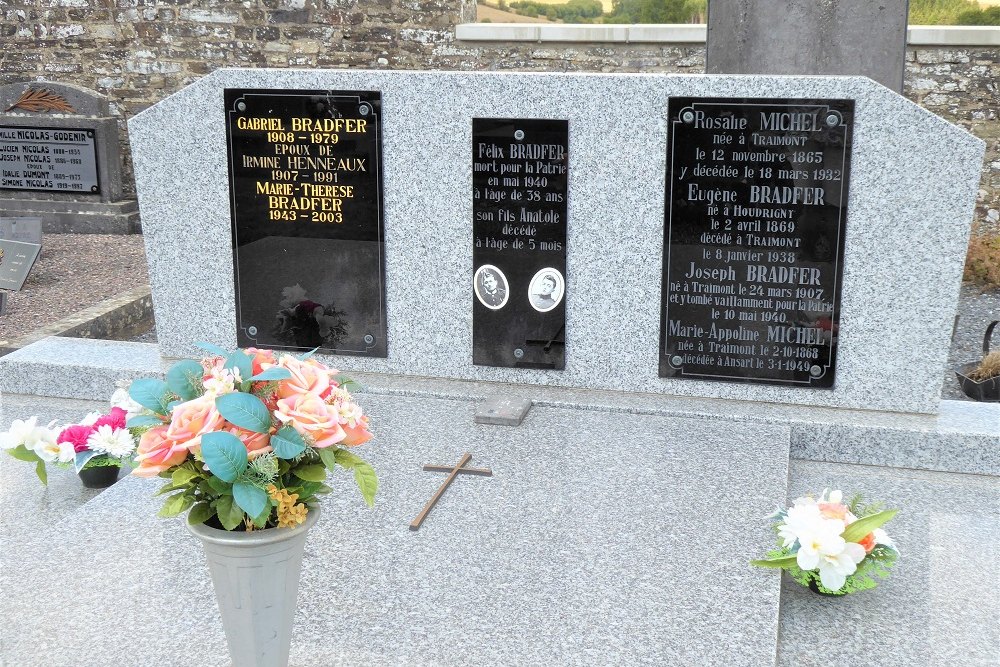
128 70 983 415
0 238 42 292
706 0 910 93
0 81 138 234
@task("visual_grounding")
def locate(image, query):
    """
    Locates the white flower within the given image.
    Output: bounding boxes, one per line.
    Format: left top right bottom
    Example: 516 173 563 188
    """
816 542 866 591
826 489 843 504
203 367 237 398
86 425 136 458
80 412 102 426
279 283 308 308
110 386 144 420
57 441 76 464
31 430 61 463
777 502 822 548
794 517 866 591
874 528 896 551
0 417 39 449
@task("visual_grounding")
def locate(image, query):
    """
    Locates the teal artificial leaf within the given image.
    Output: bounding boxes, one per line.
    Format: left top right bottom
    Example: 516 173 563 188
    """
195 341 230 357
233 481 269 519
200 431 248 483
250 367 292 382
187 502 215 525
333 373 364 393
8 444 41 463
294 464 328 483
126 414 164 428
215 392 271 434
224 349 254 383
750 555 799 569
271 427 306 460
166 359 205 401
842 509 898 543
333 448 365 469
35 460 47 485
317 447 338 470
353 462 378 508
129 378 172 416
215 494 244 530
297 347 319 361
74 450 99 473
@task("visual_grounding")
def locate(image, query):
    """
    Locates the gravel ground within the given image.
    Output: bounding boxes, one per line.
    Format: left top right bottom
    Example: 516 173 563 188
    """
0 234 148 344
2 233 997 402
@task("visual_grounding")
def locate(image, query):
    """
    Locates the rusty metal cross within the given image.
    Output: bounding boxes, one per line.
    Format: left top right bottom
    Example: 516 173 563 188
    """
409 452 493 531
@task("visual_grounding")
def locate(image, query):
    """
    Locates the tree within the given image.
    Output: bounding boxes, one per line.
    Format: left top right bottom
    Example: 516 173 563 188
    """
605 0 705 25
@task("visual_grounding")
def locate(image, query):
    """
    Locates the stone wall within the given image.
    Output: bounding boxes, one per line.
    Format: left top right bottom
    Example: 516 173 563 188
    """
0 2 996 228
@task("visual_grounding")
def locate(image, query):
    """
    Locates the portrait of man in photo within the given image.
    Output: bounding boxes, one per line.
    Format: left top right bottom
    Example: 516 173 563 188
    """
474 264 509 310
528 268 564 313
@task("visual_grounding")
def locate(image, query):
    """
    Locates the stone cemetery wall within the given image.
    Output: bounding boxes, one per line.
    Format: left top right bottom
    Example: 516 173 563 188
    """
0 4 997 228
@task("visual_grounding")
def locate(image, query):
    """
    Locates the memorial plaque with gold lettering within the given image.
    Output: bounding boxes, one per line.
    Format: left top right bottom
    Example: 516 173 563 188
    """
225 89 386 357
660 98 854 387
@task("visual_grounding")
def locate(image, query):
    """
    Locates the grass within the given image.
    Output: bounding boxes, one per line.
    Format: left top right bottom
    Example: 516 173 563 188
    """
964 221 1000 290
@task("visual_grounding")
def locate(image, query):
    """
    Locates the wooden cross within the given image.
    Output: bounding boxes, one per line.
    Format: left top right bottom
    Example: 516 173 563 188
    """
409 452 492 531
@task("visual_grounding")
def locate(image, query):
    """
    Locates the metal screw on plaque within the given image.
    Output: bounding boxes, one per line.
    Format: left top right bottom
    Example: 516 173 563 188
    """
364 334 375 345
810 365 823 377
90 186 98 193
825 112 841 127
513 348 525 359
671 355 683 366
359 104 370 116
514 129 525 141
247 326 258 336
681 110 695 123
87 130 94 138
237 101 246 112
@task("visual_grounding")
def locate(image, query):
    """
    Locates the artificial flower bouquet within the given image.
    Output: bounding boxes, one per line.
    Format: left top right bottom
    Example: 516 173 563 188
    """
1 404 138 483
127 343 376 531
752 489 899 595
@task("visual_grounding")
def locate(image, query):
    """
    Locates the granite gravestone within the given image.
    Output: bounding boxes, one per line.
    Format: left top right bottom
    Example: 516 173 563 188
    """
0 217 43 245
706 0 910 93
0 81 138 234
224 89 387 357
660 98 853 388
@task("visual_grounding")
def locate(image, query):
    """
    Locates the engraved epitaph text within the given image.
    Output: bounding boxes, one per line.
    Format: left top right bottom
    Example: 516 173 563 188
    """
0 126 99 193
660 98 854 387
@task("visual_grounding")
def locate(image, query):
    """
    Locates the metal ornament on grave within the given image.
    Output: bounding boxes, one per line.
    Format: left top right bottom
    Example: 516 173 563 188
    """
410 453 493 531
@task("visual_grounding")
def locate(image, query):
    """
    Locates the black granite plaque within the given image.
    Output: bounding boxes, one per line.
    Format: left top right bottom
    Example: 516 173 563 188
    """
0 125 99 193
0 238 42 291
660 98 854 387
225 89 386 357
472 118 568 369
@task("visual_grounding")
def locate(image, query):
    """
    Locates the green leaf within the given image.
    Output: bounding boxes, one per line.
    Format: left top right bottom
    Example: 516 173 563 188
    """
215 495 244 530
271 426 307 460
252 504 271 528
224 350 254 384
353 462 378 507
842 510 898 543
8 444 41 463
195 341 229 356
751 555 799 569
129 378 172 416
126 414 164 428
74 450 99 473
166 359 205 401
171 468 200 487
215 392 271 434
200 431 248 483
207 476 232 494
233 481 269 518
317 447 338 470
250 367 292 382
333 373 364 393
187 502 215 525
333 448 365 469
35 460 47 485
294 464 328 482
158 492 193 518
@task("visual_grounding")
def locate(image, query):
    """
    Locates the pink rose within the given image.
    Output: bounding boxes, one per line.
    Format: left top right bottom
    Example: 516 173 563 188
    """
274 392 346 448
273 355 335 400
58 424 96 453
165 395 227 452
132 426 189 478
225 425 271 453
341 418 373 447
93 407 127 431
245 347 277 376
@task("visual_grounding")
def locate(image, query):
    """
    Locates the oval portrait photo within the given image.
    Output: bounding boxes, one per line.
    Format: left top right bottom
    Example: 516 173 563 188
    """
528 268 564 313
474 264 509 310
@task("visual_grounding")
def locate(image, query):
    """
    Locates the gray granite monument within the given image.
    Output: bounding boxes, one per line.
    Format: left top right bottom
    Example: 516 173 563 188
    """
0 81 139 234
0 70 996 665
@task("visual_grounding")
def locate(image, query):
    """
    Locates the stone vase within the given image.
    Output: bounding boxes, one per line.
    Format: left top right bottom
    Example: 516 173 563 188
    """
187 507 320 667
